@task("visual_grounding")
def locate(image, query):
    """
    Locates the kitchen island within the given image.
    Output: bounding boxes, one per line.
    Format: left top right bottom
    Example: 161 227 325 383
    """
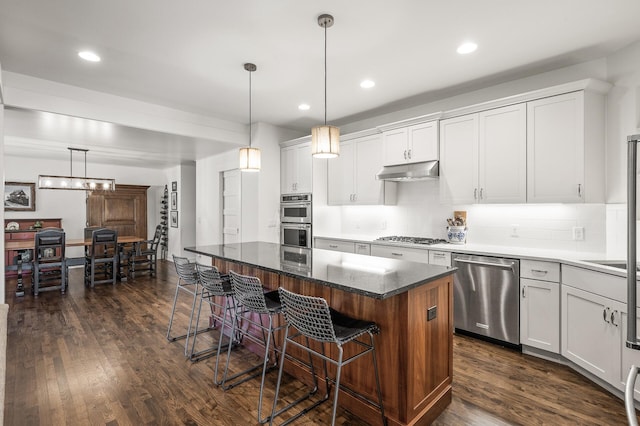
185 242 455 426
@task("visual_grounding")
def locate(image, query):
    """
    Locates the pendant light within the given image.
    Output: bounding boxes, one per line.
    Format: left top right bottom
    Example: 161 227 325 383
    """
38 147 115 191
239 63 261 172
311 13 340 159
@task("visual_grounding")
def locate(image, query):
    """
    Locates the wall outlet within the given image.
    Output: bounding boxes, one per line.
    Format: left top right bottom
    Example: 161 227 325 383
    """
573 226 585 241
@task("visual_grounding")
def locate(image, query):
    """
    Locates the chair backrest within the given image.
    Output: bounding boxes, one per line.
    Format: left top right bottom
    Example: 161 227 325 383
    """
196 263 230 296
149 225 162 252
35 228 66 261
84 226 103 240
88 228 117 258
278 287 337 343
173 255 198 284
229 270 269 314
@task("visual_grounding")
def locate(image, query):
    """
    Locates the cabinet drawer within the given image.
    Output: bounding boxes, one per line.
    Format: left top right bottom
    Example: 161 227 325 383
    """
370 244 428 263
8 232 36 240
521 260 559 282
354 243 371 256
314 239 355 253
429 250 451 266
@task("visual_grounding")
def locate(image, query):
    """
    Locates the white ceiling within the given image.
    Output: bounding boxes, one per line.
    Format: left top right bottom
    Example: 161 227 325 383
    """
1 0 640 167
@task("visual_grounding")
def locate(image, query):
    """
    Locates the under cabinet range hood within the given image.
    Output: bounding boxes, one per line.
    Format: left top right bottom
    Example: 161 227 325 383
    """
376 160 439 181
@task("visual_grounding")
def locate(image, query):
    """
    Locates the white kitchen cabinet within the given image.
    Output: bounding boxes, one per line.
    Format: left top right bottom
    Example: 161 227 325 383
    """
370 244 429 263
439 104 526 204
382 121 438 166
327 134 396 205
520 260 560 353
354 242 371 256
527 91 605 203
314 238 354 253
428 250 451 267
561 284 623 386
281 142 312 194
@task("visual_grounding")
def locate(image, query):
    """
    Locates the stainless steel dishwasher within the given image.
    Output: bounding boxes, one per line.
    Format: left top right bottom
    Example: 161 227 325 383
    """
452 253 520 346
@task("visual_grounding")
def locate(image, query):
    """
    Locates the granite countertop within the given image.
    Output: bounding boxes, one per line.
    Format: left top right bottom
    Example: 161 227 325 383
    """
185 242 455 300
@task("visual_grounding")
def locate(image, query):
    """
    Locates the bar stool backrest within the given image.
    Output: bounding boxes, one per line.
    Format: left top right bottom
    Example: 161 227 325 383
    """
278 287 337 343
195 263 229 296
173 255 197 284
229 270 269 314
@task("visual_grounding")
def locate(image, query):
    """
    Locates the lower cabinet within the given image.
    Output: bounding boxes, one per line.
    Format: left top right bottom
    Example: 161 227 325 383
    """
520 278 560 353
314 238 354 253
370 244 429 263
429 250 451 266
621 311 640 399
561 284 623 386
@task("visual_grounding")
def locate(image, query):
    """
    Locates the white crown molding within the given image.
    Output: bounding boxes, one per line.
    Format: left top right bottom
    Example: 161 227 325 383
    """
376 112 443 132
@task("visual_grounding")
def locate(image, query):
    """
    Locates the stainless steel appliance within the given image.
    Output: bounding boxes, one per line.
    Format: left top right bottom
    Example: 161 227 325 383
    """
280 194 312 248
280 193 312 223
452 253 520 346
375 235 448 245
280 245 312 275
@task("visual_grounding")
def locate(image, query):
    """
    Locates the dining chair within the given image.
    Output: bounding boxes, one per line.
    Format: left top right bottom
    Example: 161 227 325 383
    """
33 228 67 296
84 228 118 287
129 225 161 278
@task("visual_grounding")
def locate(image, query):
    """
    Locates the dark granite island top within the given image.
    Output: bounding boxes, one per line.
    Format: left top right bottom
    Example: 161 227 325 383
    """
185 241 455 299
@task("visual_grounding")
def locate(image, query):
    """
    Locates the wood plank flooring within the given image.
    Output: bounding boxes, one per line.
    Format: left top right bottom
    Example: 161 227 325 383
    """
3 260 632 425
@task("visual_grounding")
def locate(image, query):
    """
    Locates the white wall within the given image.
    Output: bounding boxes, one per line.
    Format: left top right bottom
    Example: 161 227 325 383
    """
0 62 5 301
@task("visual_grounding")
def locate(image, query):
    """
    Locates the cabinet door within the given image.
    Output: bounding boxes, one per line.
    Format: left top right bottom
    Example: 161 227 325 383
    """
428 250 451 266
439 114 479 204
478 104 526 203
382 128 409 166
527 92 585 203
561 285 621 385
354 135 385 204
280 146 296 194
294 143 312 193
314 238 355 253
354 243 371 255
327 141 355 205
408 121 438 163
520 278 559 353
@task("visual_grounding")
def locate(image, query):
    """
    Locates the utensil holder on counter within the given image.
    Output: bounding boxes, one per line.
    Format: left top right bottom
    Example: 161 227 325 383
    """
447 226 467 244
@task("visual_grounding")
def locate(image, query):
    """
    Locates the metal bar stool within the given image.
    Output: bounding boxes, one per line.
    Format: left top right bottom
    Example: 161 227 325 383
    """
270 287 386 426
190 263 237 365
166 255 213 357
219 270 286 424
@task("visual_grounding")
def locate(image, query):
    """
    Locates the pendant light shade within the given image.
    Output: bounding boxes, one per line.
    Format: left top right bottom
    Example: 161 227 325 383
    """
239 62 261 172
311 124 340 158
311 14 340 159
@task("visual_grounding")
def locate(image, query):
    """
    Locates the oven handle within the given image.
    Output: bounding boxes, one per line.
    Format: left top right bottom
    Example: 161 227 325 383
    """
281 202 312 208
282 223 311 230
455 258 515 270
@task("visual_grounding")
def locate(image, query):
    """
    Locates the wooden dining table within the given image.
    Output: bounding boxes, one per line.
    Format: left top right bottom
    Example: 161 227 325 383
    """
5 235 146 296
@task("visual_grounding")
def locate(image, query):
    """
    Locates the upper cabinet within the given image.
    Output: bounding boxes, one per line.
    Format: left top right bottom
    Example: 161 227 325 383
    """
327 134 396 205
439 103 527 204
281 142 312 194
382 121 438 166
527 91 605 203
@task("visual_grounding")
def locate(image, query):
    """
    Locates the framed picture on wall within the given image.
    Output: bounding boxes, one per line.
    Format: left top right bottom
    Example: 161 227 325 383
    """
171 192 178 210
170 210 178 228
4 182 36 211
171 181 177 191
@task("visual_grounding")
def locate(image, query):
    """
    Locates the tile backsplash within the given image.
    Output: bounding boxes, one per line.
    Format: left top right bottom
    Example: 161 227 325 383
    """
316 180 608 254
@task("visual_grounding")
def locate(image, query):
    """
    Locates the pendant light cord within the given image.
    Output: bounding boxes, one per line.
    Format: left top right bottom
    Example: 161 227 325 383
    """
324 22 327 126
249 68 252 148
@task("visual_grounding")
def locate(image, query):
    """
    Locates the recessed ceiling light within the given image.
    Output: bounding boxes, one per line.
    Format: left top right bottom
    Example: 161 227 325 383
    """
298 103 310 111
78 51 101 62
360 79 375 89
457 42 477 55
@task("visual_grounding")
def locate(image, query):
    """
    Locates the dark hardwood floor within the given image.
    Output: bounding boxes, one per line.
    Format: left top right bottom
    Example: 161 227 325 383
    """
3 260 632 425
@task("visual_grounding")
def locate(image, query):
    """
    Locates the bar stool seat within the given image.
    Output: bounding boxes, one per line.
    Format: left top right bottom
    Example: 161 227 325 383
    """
271 287 386 426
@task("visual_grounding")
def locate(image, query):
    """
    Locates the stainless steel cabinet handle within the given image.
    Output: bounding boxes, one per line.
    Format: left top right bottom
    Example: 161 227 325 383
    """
531 269 548 275
479 188 484 199
455 258 515 269
522 286 526 298
578 184 582 197
391 252 403 257
403 150 407 160
329 244 338 248
408 149 412 159
611 310 619 327
474 188 478 200
433 253 445 257
604 307 610 323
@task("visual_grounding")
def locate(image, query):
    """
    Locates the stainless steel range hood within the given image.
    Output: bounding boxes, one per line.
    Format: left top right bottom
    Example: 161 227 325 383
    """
376 160 439 181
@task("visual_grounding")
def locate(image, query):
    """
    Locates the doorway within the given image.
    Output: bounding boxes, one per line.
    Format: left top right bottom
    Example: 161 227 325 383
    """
222 170 241 244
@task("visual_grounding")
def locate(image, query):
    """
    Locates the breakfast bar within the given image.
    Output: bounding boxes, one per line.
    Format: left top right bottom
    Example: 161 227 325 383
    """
185 242 456 426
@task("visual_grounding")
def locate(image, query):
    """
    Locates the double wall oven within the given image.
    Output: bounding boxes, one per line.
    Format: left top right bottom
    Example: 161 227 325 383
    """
280 193 312 248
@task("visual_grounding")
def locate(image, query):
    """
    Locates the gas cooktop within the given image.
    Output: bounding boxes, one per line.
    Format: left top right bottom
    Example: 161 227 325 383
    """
375 236 448 245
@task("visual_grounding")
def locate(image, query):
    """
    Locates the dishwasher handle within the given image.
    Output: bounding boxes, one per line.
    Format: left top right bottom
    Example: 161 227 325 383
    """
455 258 516 270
